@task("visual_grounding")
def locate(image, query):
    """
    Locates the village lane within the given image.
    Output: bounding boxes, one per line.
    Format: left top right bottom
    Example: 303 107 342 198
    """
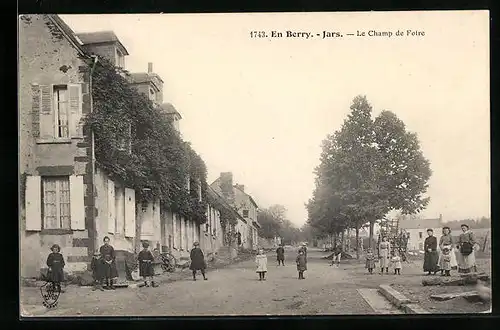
21 248 382 317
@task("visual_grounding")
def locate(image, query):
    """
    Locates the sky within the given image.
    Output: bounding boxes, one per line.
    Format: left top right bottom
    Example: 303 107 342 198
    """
60 11 490 227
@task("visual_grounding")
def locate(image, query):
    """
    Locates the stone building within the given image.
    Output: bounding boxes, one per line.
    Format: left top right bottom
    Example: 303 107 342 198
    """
19 14 102 277
211 172 261 251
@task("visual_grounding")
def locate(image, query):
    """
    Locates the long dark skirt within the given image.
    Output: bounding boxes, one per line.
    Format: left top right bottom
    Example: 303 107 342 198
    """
139 261 154 277
101 260 119 278
423 251 439 272
48 267 65 283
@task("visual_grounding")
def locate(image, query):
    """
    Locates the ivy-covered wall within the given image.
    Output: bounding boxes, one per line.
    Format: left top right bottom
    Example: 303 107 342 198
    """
85 57 209 224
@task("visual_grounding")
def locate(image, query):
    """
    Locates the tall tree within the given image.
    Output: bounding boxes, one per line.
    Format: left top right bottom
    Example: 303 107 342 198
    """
308 95 432 250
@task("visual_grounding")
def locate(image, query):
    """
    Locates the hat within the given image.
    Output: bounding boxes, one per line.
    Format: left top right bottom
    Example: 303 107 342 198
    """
50 244 61 252
142 241 149 248
426 228 434 233
193 242 200 246
461 224 469 229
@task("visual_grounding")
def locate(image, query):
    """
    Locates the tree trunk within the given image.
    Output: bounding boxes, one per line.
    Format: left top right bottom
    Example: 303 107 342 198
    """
355 226 360 259
333 232 337 248
341 230 345 250
369 220 375 250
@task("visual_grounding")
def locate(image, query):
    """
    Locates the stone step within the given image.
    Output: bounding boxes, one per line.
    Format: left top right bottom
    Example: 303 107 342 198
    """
430 291 479 301
357 289 403 314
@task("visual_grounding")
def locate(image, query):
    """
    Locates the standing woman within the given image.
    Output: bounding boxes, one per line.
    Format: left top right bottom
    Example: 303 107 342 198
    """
438 226 457 275
190 242 208 281
456 224 478 273
378 236 391 274
100 236 118 290
423 229 439 275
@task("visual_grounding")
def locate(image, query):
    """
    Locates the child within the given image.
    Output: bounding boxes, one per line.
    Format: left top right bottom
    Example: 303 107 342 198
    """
276 244 285 266
255 248 268 281
138 242 156 287
91 250 104 291
46 244 65 292
440 247 452 277
296 249 307 279
190 242 208 281
365 248 376 274
391 251 402 275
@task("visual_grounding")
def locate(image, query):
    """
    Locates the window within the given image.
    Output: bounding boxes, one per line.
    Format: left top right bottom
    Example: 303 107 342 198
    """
116 49 125 68
149 88 155 102
242 210 249 218
419 232 423 239
42 177 71 229
53 85 69 138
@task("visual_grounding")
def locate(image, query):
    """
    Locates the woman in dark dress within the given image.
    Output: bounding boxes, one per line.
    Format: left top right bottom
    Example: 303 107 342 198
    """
138 241 156 287
423 229 439 275
46 244 65 292
99 236 118 290
190 242 207 281
276 244 285 266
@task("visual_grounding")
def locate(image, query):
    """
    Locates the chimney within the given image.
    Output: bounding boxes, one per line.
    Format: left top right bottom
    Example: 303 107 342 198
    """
148 62 153 73
220 172 234 202
439 214 443 222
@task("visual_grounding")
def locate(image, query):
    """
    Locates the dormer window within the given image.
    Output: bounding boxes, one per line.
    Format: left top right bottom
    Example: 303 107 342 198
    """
242 210 249 218
116 49 125 68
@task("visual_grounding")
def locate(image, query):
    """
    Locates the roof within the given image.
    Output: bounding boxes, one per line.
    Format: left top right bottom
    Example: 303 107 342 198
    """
47 15 87 56
399 218 442 230
207 186 247 224
76 31 129 55
160 103 182 119
234 185 259 208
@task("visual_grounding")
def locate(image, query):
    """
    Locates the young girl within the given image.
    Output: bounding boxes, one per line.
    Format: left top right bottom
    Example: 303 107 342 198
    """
391 251 402 275
90 250 104 291
296 249 307 279
138 242 155 287
440 247 452 277
255 248 268 281
99 236 118 290
46 244 65 292
365 248 376 274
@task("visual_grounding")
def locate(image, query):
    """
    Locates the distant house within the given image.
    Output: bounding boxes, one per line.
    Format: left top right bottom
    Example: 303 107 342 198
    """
211 172 261 251
399 215 443 251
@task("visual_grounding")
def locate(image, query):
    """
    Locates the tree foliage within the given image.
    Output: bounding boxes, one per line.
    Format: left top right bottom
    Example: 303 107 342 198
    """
86 57 208 224
307 95 432 247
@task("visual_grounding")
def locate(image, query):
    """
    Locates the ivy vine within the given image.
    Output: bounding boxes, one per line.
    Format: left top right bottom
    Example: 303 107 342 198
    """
85 56 208 224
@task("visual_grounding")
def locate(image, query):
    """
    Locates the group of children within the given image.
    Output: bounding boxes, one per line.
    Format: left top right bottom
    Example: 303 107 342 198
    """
255 244 308 281
365 248 403 275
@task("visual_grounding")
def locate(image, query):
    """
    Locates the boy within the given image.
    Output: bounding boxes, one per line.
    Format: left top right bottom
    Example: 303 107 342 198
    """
91 250 104 291
276 244 285 266
296 249 307 279
138 242 156 287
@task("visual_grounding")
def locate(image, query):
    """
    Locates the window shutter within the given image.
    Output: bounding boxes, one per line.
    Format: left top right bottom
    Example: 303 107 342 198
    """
25 175 42 231
68 84 83 137
124 188 136 238
69 175 85 230
39 85 54 139
31 85 41 138
107 179 116 233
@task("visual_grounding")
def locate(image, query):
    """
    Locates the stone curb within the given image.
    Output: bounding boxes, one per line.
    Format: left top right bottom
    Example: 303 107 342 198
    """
378 284 430 314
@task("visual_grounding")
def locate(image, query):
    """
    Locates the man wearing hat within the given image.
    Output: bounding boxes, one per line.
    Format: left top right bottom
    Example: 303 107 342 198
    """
190 242 208 281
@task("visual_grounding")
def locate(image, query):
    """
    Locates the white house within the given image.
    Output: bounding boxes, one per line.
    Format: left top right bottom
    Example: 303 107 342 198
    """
399 215 443 251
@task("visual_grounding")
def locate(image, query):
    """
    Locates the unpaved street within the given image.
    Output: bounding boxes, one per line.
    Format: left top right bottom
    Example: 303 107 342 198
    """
21 248 381 316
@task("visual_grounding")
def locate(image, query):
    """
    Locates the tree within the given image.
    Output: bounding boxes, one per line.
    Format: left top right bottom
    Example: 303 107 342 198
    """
257 208 282 239
307 95 432 251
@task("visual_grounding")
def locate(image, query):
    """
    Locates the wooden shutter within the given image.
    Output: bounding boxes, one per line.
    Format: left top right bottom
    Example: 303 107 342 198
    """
124 188 136 237
68 84 83 137
39 84 54 139
69 175 85 230
25 175 42 231
107 179 116 233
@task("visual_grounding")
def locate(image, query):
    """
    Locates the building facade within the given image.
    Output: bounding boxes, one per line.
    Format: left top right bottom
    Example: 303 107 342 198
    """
399 215 443 251
210 172 261 251
20 14 99 277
